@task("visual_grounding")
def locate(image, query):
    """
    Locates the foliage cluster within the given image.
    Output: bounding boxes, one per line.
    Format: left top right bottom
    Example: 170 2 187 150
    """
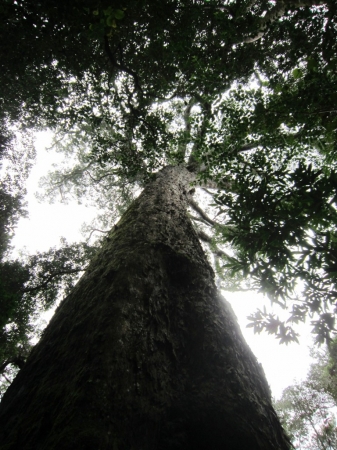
276 341 337 449
0 131 97 394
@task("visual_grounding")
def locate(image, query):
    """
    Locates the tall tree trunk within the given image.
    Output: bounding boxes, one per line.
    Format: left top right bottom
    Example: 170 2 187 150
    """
0 165 290 450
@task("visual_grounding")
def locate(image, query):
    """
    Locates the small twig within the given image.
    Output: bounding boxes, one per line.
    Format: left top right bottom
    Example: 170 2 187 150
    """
86 170 120 184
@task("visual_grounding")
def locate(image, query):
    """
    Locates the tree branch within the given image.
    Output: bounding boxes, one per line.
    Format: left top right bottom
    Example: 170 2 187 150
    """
243 0 327 44
189 198 220 227
104 37 143 95
178 98 198 159
188 94 213 168
196 230 232 259
237 142 259 153
86 228 110 243
22 268 85 295
86 169 120 184
201 187 216 196
189 214 213 228
0 356 26 374
243 0 287 43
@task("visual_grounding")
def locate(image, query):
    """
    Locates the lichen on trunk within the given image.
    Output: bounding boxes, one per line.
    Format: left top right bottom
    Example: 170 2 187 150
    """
0 165 290 449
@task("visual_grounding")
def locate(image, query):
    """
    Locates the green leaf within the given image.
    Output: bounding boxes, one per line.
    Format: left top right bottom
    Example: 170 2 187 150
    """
103 7 112 16
106 16 117 28
292 68 303 79
306 57 318 72
114 9 125 20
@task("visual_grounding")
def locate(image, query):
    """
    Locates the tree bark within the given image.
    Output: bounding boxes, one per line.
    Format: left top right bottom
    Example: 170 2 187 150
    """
0 165 290 450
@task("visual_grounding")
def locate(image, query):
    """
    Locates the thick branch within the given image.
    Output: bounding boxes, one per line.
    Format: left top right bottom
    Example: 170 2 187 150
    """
189 214 212 228
244 0 327 44
201 187 216 196
244 0 287 43
197 229 232 260
104 37 143 94
188 94 213 168
0 356 26 374
178 98 198 159
189 199 219 227
237 142 259 153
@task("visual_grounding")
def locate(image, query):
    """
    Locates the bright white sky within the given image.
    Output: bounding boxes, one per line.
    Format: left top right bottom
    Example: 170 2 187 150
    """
11 132 315 400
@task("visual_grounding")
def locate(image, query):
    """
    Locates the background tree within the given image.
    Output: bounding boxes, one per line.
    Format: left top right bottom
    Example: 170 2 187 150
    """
0 131 97 395
0 130 34 394
275 341 337 449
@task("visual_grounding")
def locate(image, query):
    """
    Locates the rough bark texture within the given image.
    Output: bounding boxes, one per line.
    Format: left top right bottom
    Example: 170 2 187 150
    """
0 166 290 449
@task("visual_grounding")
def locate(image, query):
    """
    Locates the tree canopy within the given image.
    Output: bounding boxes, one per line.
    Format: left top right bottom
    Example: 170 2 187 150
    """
1 0 337 363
